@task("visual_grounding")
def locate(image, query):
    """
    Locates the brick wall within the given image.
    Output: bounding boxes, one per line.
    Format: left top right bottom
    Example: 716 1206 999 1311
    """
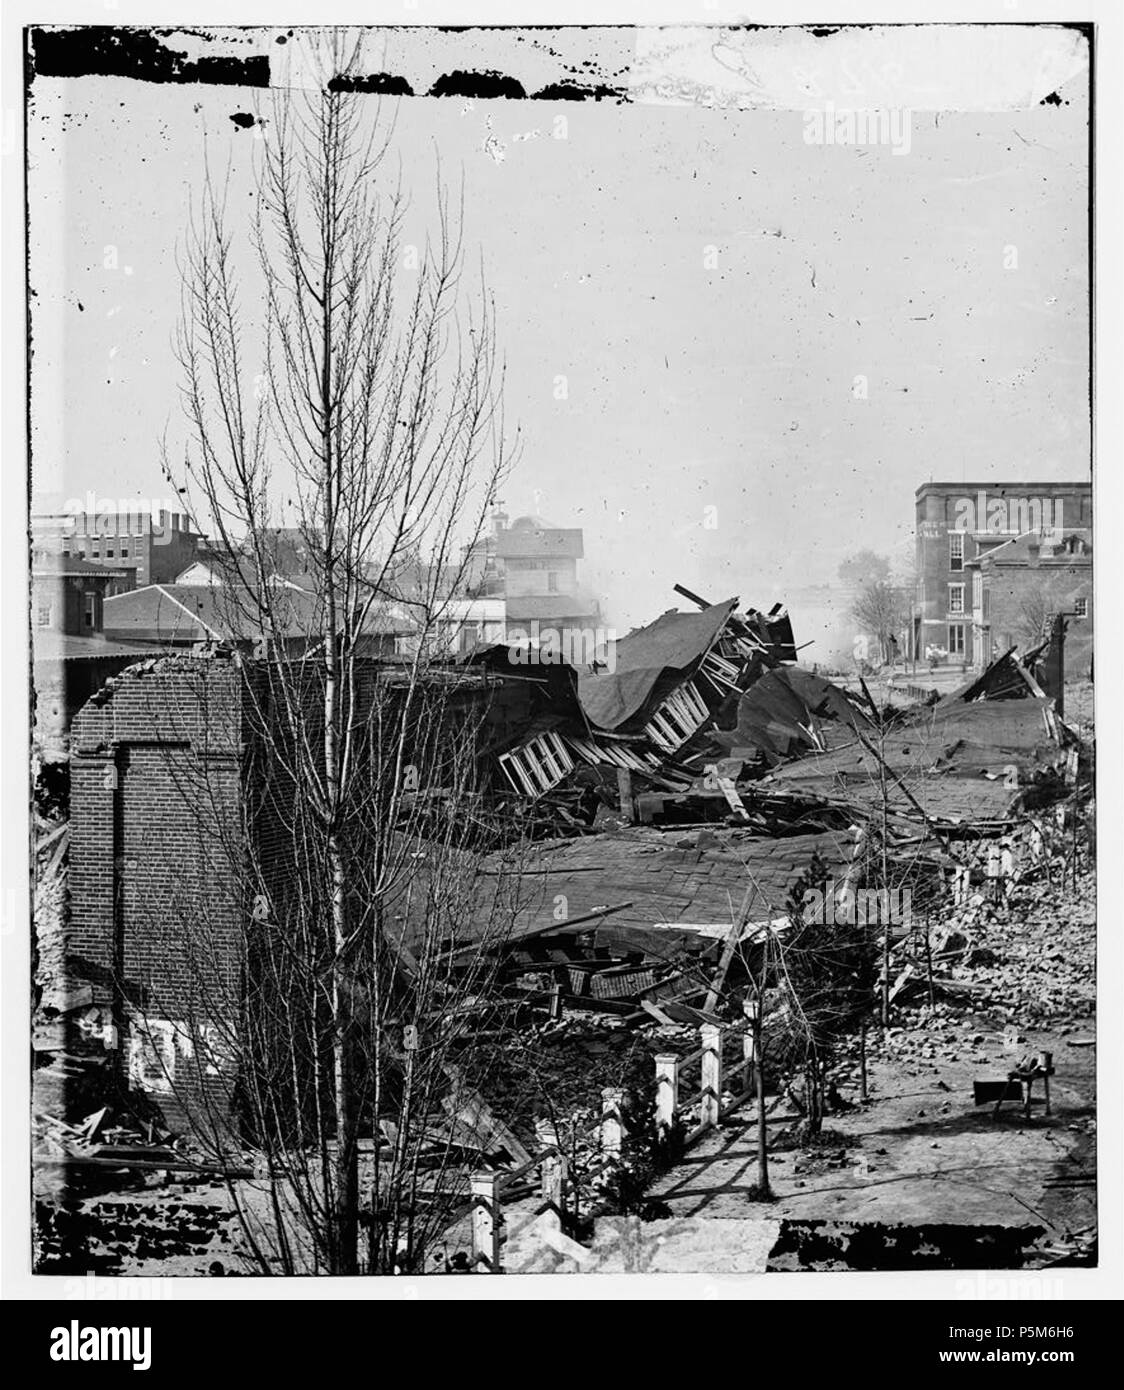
69 656 246 1134
65 653 534 1140
985 564 1093 679
144 528 204 585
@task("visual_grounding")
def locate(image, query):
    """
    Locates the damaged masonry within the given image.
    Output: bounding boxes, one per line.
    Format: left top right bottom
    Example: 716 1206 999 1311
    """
33 581 1094 1275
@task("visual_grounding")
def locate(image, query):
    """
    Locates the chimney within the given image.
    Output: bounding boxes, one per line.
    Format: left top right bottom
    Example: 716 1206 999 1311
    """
492 505 508 537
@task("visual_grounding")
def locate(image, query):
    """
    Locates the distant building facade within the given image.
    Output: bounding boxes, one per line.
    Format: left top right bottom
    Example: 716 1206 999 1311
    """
914 481 1092 670
31 551 146 759
32 551 125 638
969 530 1093 679
461 509 507 600
494 514 601 655
32 504 203 591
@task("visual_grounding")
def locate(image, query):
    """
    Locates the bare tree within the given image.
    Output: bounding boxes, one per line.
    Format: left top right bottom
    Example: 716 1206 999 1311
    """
1013 586 1052 653
850 580 910 667
157 31 519 1272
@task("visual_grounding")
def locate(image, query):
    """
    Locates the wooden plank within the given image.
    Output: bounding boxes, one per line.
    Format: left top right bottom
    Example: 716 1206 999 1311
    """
640 998 677 1026
442 1069 532 1168
703 915 743 1014
36 1154 253 1178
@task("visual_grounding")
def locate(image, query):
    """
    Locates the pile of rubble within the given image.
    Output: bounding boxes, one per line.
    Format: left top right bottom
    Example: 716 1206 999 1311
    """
440 596 1089 1031
829 858 1095 1084
941 876 1096 1027
483 590 1081 842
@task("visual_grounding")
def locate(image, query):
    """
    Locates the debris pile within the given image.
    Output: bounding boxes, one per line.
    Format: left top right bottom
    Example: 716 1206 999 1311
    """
453 599 1088 1032
487 590 807 824
484 591 1080 849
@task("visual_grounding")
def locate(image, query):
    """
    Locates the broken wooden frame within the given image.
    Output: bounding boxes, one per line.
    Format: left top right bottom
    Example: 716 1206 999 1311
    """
643 680 711 754
497 729 575 797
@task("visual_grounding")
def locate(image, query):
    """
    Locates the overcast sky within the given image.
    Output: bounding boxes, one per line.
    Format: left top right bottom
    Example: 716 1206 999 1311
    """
28 24 1090 637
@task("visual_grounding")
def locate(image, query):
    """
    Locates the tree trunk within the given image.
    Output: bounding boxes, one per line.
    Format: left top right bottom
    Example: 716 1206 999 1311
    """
754 1014 769 1195
330 836 358 1273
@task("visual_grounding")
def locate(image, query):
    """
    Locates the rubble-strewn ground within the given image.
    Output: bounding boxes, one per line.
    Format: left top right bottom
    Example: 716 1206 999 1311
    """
34 864 1095 1275
642 865 1095 1266
31 646 1097 1276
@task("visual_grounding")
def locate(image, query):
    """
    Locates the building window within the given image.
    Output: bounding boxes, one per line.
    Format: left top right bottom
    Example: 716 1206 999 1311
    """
547 572 558 593
1074 596 1088 618
949 532 964 572
982 588 990 621
948 623 966 656
105 547 115 558
83 593 96 628
948 583 965 615
120 543 129 558
37 604 52 627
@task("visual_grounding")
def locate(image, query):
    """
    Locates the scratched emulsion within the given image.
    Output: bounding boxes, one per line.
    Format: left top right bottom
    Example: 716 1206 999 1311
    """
26 23 1089 112
629 23 1090 111
26 25 634 102
28 26 271 88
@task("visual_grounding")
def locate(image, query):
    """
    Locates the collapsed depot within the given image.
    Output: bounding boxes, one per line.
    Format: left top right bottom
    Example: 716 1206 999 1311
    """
32 585 1094 1266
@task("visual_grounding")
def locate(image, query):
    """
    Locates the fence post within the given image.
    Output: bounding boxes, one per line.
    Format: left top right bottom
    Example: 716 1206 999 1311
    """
601 1087 624 1161
655 1054 679 1140
700 1023 724 1129
1040 1050 1053 1116
536 1117 564 1233
471 1172 501 1273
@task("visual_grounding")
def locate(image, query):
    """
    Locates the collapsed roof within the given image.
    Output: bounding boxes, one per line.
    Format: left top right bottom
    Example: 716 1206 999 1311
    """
763 697 1069 828
103 582 411 646
577 598 741 732
709 665 872 765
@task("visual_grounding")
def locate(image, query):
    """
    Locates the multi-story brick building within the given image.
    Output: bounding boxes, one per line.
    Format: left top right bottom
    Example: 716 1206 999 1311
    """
914 481 1092 670
32 505 204 592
